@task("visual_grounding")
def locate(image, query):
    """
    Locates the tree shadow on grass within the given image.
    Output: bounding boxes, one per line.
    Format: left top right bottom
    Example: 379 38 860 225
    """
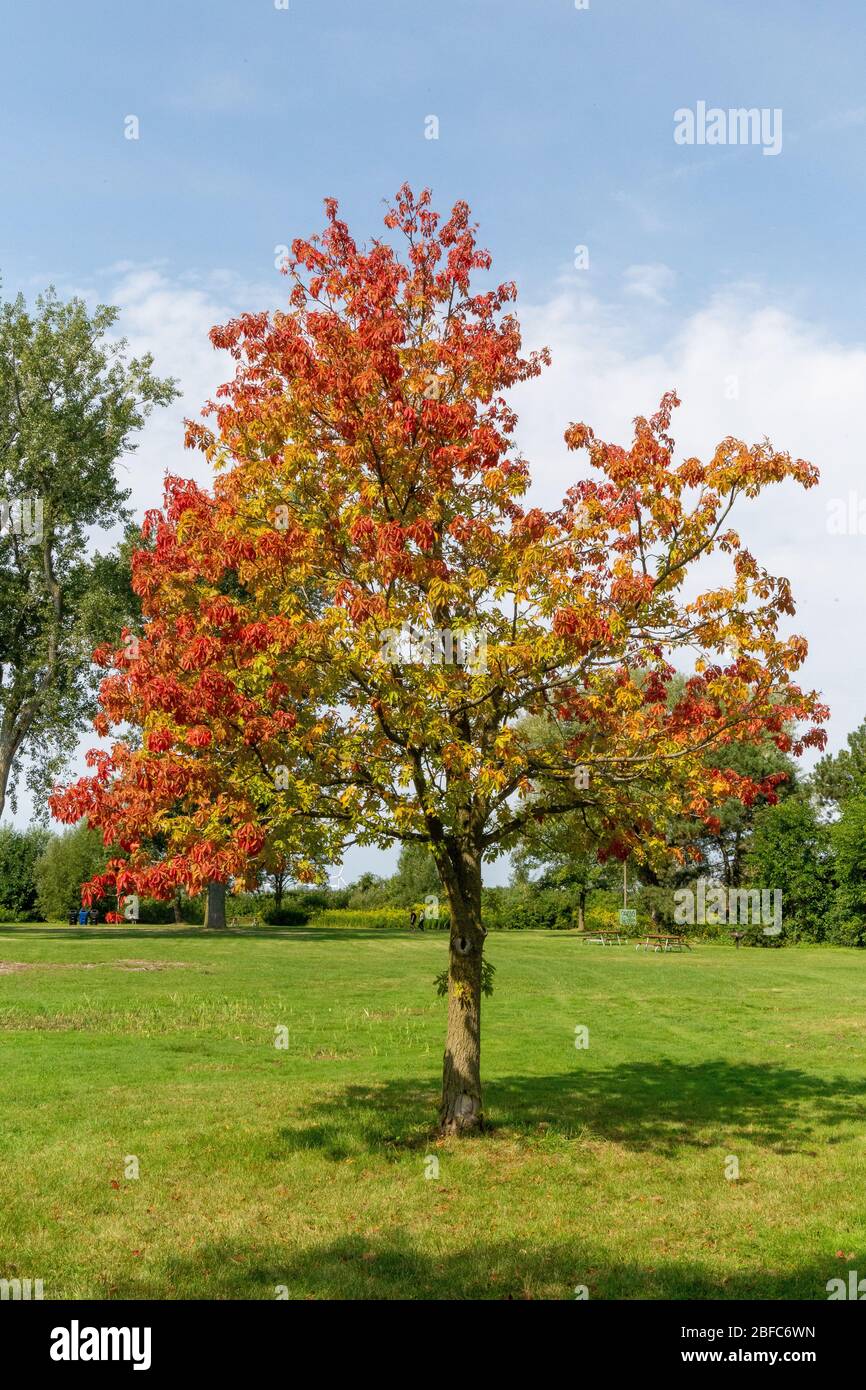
275 1060 866 1160
491 1059 866 1154
118 1232 847 1301
275 1082 438 1161
0 925 417 944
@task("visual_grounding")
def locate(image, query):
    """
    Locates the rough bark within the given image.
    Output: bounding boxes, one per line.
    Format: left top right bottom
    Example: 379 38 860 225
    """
0 529 63 818
731 829 743 889
0 702 32 822
577 889 586 934
437 842 485 1135
204 880 227 930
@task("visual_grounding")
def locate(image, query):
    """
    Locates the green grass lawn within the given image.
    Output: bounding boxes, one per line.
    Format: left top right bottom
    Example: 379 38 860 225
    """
1 923 864 1300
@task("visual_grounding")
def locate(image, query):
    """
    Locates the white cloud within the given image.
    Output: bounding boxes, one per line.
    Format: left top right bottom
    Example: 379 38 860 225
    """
100 265 280 528
815 105 866 132
622 262 675 304
513 281 866 760
11 266 866 872
111 263 866 815
611 189 665 234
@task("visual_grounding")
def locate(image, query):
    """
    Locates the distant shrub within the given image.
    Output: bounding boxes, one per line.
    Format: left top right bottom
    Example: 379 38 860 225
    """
262 905 314 926
686 918 736 942
127 893 204 925
584 892 635 934
183 895 205 925
275 888 350 912
825 919 866 948
136 898 176 924
313 907 415 929
0 826 50 918
483 886 578 931
0 903 43 923
227 891 265 918
733 923 785 948
345 875 392 909
411 901 449 930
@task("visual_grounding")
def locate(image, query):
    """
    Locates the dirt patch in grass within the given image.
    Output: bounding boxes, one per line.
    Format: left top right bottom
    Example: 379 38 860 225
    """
361 1007 432 1021
0 959 194 974
114 960 196 972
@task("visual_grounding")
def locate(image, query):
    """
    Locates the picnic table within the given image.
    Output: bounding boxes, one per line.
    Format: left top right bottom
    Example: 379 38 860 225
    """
579 929 627 946
636 932 692 952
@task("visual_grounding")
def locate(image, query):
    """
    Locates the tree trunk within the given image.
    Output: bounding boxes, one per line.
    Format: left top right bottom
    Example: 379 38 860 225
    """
438 846 485 1136
204 880 226 930
578 888 586 933
0 724 25 822
731 829 743 889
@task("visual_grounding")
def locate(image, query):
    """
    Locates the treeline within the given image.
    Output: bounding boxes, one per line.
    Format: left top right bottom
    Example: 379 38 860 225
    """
274 720 866 945
5 719 866 944
506 720 866 947
0 823 203 924
0 825 446 925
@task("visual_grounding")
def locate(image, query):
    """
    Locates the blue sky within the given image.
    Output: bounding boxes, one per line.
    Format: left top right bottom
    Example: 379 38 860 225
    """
4 0 866 326
3 0 866 882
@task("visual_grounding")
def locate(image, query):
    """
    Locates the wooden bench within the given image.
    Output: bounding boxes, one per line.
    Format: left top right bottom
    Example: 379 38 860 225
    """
637 932 692 952
578 929 627 946
229 914 263 930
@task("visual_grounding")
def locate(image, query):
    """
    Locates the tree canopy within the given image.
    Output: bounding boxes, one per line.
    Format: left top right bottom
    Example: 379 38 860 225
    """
52 187 827 1131
0 286 176 817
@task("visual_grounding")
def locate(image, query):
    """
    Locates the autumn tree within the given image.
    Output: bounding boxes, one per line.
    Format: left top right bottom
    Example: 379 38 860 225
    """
53 188 826 1134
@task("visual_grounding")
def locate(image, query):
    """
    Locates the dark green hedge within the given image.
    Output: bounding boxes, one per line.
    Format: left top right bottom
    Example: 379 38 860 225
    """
262 905 315 926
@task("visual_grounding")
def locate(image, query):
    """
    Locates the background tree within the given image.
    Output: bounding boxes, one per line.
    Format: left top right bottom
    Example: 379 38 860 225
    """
828 795 866 945
35 821 107 921
510 797 613 933
511 709 799 927
507 713 614 931
689 739 797 888
629 737 799 928
0 824 50 918
346 871 392 908
746 792 835 942
0 286 176 818
812 719 866 814
387 842 440 908
53 188 827 1134
264 858 291 913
